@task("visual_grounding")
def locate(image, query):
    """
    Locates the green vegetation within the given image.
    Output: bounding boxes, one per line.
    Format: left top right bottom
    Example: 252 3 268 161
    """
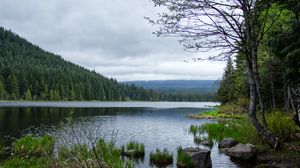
57 138 134 168
121 141 145 158
189 109 242 119
1 135 134 168
177 146 193 168
192 111 300 149
149 148 173 166
12 135 54 157
1 157 50 168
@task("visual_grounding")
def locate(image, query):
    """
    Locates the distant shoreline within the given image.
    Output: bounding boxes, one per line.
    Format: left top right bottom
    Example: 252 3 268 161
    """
0 101 220 108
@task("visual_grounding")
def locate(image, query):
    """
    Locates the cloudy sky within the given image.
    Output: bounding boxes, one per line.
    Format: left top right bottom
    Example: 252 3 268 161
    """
0 0 225 81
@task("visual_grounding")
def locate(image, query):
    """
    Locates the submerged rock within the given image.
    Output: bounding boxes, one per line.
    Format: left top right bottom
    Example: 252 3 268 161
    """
218 138 239 148
222 143 256 160
180 147 212 168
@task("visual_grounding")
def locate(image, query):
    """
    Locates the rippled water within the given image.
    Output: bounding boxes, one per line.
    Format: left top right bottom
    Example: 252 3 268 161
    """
0 102 254 168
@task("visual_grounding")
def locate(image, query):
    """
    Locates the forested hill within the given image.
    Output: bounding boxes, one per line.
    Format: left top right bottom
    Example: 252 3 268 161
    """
123 80 220 93
0 27 215 101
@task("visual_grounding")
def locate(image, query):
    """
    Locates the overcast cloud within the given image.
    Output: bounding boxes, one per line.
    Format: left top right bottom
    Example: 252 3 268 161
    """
0 0 225 81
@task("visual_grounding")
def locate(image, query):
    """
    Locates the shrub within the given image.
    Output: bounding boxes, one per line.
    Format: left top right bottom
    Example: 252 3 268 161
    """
12 135 54 157
150 148 173 166
177 146 193 168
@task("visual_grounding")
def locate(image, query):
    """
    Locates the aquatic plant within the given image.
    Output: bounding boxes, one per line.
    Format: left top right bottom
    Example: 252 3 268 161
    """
150 148 173 167
177 146 193 168
121 141 145 158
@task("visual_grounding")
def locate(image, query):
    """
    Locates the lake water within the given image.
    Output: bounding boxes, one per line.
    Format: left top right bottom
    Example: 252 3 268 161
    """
0 102 254 168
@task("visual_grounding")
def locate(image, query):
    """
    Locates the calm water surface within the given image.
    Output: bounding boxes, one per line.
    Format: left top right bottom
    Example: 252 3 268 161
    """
0 102 254 168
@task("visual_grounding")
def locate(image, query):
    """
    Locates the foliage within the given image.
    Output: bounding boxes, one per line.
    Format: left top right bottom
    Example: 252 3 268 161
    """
12 135 54 157
150 148 173 166
177 146 193 168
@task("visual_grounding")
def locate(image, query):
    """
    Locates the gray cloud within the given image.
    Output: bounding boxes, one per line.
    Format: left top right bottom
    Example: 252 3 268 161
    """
0 0 225 81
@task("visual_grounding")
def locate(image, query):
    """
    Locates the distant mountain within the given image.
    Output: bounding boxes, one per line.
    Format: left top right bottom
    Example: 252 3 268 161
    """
123 80 220 93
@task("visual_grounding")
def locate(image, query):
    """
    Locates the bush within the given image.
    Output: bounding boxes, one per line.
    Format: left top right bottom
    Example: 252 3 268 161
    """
150 148 173 166
177 146 193 168
12 135 54 157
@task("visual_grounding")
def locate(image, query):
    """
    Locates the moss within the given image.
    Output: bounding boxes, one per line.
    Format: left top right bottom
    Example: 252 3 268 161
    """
150 148 173 166
12 135 54 157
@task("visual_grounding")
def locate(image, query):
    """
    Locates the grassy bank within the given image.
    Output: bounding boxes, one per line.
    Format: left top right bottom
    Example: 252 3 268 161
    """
190 109 300 164
0 135 134 168
189 103 245 119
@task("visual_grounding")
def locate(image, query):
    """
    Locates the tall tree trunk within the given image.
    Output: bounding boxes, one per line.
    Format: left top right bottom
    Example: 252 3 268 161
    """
253 49 267 129
243 3 279 147
284 86 289 111
271 80 276 108
246 56 280 148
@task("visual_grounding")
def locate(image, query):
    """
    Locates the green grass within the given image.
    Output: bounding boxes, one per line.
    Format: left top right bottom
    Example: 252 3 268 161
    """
0 157 50 168
58 138 134 168
189 109 242 119
192 111 300 149
150 148 173 166
177 146 193 168
121 141 145 158
12 135 54 157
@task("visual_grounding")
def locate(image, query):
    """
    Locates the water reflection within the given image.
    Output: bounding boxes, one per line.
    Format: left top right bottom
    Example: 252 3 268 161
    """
0 105 251 168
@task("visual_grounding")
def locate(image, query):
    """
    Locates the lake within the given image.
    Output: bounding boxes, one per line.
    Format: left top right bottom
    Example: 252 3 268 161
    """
0 101 253 168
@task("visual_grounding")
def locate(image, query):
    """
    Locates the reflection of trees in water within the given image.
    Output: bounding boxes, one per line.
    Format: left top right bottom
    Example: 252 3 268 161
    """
0 107 145 143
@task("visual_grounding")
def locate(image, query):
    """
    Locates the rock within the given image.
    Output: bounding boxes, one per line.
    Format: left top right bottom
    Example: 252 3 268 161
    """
200 140 213 147
180 147 212 168
222 143 256 160
218 138 239 148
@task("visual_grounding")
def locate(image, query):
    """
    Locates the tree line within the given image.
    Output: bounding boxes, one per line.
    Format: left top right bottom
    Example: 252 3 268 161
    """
0 27 215 102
